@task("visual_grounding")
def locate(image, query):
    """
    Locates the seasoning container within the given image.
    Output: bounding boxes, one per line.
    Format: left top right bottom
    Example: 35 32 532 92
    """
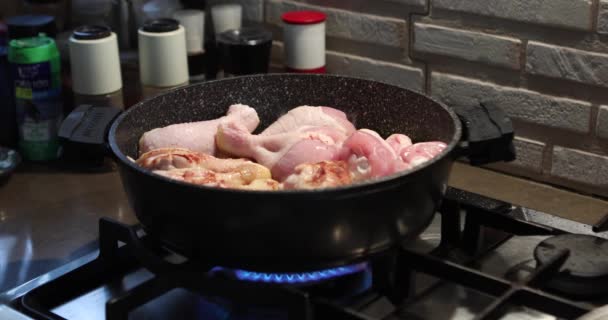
21 0 67 31
3 15 58 150
138 18 189 99
69 25 124 108
8 35 63 161
210 4 241 35
281 10 326 73
173 9 206 83
217 27 272 77
0 23 18 148
6 15 57 39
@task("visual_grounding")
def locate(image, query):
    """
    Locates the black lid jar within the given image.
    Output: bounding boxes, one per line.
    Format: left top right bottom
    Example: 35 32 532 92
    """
216 27 273 76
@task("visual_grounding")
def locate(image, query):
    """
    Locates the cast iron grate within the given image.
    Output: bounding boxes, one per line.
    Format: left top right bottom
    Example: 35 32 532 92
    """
13 187 599 320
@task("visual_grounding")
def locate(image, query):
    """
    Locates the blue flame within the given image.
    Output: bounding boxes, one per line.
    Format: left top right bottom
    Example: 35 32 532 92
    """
216 263 368 284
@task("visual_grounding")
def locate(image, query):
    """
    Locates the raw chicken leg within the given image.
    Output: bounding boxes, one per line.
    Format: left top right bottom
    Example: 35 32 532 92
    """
139 104 259 155
216 122 347 180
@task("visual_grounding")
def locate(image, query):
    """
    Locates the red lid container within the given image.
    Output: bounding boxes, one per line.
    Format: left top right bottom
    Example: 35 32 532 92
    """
281 10 326 73
281 10 326 25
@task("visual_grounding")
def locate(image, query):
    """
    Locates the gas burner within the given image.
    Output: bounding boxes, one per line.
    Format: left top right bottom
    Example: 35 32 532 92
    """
213 262 369 285
534 234 608 297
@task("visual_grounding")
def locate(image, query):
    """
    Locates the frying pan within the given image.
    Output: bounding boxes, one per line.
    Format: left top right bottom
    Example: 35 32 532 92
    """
67 74 515 272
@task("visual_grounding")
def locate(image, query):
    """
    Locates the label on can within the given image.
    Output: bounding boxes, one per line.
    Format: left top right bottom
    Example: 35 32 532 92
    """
9 36 62 161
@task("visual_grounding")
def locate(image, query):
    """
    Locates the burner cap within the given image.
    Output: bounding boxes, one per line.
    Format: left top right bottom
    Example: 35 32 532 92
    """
534 234 608 297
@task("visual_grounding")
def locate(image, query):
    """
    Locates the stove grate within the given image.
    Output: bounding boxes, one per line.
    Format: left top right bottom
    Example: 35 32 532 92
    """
9 187 602 320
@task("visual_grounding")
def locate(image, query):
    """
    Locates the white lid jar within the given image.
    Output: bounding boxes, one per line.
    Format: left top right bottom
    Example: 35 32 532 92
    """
69 25 122 96
281 10 326 73
138 18 189 89
172 9 205 54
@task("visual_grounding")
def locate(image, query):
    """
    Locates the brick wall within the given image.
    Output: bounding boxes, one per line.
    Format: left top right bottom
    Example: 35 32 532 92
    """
239 0 608 198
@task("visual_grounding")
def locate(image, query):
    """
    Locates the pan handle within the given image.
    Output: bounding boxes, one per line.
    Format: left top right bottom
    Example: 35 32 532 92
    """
58 104 122 167
453 103 516 165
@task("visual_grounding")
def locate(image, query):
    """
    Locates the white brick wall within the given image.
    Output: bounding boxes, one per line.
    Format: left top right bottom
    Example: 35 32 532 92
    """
270 41 424 92
265 0 407 47
388 0 426 7
430 72 591 133
598 0 608 34
598 106 608 139
326 51 424 92
526 42 608 88
258 0 608 195
432 0 593 31
511 137 546 173
413 23 521 69
552 147 608 187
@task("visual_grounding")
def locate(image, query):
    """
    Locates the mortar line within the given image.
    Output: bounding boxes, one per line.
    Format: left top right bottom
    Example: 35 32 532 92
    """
589 104 600 138
592 0 600 31
541 141 554 178
407 0 432 94
519 39 528 88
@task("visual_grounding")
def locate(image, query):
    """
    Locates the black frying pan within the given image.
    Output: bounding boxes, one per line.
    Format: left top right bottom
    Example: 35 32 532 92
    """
77 74 514 272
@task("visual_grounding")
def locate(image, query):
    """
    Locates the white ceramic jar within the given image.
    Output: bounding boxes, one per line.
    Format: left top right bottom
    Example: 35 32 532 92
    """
69 25 124 108
138 18 189 98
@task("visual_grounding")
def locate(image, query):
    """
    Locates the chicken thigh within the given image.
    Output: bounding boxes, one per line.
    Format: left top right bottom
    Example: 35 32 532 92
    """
282 161 353 189
261 106 356 136
136 147 280 190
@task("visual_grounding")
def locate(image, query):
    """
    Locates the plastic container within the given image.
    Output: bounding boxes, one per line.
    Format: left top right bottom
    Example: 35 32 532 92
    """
8 35 63 161
281 10 326 73
69 25 124 108
138 18 189 98
217 27 272 77
6 15 57 39
0 24 18 148
21 0 67 31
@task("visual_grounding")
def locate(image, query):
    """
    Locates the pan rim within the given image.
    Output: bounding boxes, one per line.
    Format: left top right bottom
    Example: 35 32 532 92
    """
108 73 462 195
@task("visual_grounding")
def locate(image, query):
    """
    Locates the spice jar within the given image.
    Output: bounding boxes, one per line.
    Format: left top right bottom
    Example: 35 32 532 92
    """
69 25 124 108
138 18 189 99
281 10 326 73
217 27 273 77
6 15 57 39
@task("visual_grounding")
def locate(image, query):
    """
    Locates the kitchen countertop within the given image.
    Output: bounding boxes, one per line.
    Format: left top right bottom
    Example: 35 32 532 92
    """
0 164 136 293
0 162 607 294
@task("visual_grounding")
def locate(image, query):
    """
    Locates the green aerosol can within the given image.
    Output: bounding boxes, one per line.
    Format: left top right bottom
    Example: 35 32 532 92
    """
8 35 62 161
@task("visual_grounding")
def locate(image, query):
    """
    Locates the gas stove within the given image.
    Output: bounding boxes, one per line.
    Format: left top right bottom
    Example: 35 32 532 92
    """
1 187 607 320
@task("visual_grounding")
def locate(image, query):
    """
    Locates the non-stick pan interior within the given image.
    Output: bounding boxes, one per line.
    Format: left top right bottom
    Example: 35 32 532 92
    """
113 74 458 159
